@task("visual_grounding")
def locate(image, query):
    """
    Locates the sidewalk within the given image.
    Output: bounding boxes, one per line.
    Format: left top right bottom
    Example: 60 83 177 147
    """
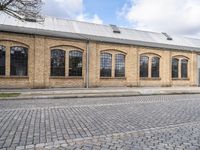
1 86 200 100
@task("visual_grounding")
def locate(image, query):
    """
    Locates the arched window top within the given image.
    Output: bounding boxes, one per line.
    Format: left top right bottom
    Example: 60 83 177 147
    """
140 55 149 61
172 55 189 60
69 50 83 57
51 48 65 53
115 53 126 59
51 49 64 52
11 46 28 55
101 52 112 58
0 45 5 51
69 49 83 52
152 56 160 62
51 49 65 57
152 56 160 59
181 59 188 63
172 57 179 61
100 51 112 55
116 53 125 57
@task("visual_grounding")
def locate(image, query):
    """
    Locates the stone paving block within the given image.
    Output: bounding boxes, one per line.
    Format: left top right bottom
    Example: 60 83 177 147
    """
1 95 200 149
15 146 25 150
25 145 34 149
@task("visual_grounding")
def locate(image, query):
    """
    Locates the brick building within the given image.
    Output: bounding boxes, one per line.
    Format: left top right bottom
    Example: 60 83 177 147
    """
0 14 200 88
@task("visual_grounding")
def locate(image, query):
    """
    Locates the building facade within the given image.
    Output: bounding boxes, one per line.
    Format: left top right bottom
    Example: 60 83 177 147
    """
0 15 199 88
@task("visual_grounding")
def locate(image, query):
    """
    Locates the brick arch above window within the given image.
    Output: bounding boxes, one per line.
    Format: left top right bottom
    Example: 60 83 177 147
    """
50 45 84 52
100 49 127 55
0 40 29 48
140 52 161 58
172 55 189 60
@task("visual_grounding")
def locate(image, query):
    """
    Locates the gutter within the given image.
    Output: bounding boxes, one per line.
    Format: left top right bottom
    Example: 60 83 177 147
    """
1 27 200 52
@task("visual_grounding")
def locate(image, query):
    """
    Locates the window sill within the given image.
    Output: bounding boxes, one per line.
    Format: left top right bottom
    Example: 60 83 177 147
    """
100 77 126 80
140 77 161 80
0 76 29 79
172 78 190 81
50 76 83 79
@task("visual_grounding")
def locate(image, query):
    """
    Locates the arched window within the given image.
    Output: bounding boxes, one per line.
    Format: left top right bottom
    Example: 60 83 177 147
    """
0 45 6 76
51 49 65 76
100 53 112 77
181 59 188 78
10 46 28 76
69 50 83 76
140 56 149 78
151 57 160 78
172 58 179 78
115 54 125 77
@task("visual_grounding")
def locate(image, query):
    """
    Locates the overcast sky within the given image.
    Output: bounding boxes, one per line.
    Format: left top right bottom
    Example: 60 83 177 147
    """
42 0 200 39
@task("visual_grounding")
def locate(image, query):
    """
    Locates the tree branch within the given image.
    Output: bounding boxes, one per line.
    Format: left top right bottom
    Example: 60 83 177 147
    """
0 0 44 22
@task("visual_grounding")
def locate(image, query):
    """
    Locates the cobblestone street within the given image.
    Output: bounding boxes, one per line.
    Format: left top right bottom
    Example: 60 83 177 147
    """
1 94 200 149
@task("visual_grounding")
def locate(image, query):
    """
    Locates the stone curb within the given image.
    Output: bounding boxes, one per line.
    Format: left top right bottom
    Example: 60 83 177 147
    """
1 91 200 100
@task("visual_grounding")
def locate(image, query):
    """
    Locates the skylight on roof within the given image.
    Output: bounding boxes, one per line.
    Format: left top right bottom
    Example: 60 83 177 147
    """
110 24 121 33
162 32 173 40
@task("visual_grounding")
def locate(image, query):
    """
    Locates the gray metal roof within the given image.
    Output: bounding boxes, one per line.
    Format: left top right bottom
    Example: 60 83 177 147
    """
1 13 200 52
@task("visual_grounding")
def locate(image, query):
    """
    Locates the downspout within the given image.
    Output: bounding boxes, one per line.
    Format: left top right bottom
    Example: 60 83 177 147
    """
86 40 90 88
76 34 90 88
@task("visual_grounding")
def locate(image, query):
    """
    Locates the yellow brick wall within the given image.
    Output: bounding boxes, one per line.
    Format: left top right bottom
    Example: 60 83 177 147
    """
0 32 198 88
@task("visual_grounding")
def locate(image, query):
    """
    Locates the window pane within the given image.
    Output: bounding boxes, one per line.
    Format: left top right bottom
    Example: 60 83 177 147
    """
115 54 125 77
0 45 6 75
51 49 65 76
69 50 82 76
140 56 149 77
172 58 179 78
151 57 160 78
100 53 112 77
181 59 188 78
10 46 28 76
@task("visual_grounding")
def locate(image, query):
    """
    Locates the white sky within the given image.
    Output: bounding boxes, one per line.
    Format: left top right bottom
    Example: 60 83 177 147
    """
42 0 200 39
120 0 200 38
